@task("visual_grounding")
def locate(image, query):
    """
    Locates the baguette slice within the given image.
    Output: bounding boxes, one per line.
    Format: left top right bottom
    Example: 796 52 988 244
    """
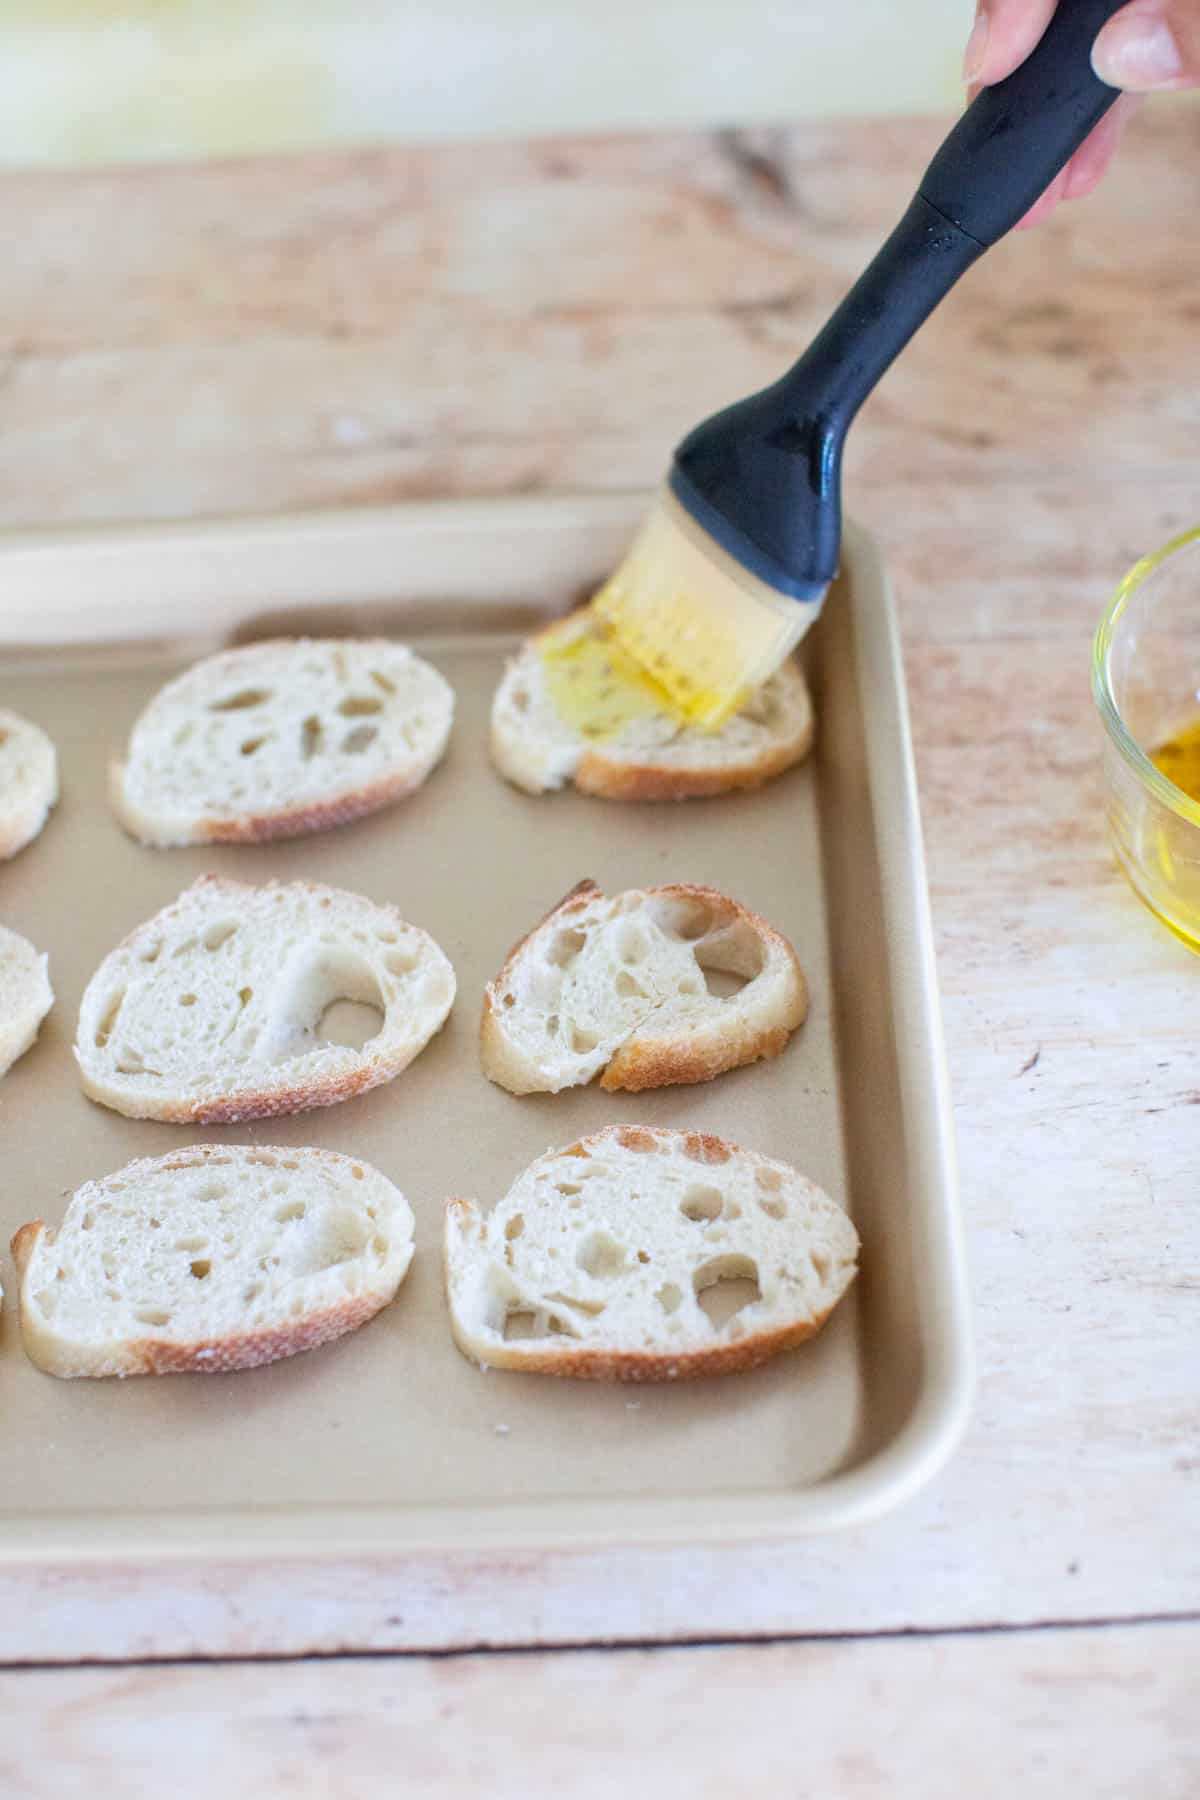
0 924 54 1077
0 708 58 860
490 609 812 800
11 1144 414 1378
113 637 454 846
482 880 806 1094
75 876 455 1123
445 1126 859 1381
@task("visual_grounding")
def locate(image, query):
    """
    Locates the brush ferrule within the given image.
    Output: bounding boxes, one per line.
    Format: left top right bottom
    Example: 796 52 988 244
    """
667 465 829 605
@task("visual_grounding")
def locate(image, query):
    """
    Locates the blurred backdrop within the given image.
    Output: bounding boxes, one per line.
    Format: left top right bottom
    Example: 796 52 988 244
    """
3 0 967 167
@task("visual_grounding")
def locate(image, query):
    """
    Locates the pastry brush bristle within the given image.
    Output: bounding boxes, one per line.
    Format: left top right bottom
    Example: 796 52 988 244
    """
591 489 816 728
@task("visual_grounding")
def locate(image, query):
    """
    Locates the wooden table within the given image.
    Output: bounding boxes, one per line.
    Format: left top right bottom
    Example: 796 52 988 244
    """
2 107 1197 1795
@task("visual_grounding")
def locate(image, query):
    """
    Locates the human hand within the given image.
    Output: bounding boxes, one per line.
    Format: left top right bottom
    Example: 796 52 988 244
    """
962 1 1200 225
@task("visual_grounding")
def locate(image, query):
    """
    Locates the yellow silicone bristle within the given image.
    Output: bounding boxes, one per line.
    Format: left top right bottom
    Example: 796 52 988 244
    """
591 489 815 728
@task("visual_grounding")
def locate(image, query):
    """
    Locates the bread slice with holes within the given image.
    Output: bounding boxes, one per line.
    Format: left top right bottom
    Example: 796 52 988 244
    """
75 875 456 1124
0 708 59 860
482 880 806 1094
11 1144 414 1378
445 1126 858 1381
490 609 813 800
112 637 454 846
0 924 54 1078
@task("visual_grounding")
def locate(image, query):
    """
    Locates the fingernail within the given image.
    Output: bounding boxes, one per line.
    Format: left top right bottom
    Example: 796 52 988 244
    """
962 9 990 83
1093 14 1183 88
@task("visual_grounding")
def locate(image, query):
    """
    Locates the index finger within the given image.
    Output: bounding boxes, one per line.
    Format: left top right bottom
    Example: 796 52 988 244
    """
964 0 1060 84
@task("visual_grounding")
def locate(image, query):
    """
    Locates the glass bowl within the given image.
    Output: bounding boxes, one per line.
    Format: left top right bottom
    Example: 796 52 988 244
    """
1093 525 1200 953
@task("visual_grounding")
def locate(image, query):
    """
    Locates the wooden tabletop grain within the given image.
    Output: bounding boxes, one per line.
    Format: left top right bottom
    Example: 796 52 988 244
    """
1 105 1198 1796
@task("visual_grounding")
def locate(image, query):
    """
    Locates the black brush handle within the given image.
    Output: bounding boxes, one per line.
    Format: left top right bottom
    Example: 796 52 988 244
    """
673 0 1125 597
922 0 1127 243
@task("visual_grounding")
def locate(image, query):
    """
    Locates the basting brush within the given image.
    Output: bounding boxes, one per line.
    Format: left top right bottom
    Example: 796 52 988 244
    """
593 0 1126 726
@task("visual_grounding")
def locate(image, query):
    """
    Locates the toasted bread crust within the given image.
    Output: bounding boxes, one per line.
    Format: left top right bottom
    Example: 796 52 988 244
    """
77 1043 417 1123
481 880 806 1095
574 726 813 802
77 1061 404 1125
10 1221 42 1280
600 1023 795 1092
13 1215 387 1376
111 759 434 847
443 1218 833 1384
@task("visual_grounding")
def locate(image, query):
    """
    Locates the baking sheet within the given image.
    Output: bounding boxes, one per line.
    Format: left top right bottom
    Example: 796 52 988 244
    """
0 496 971 1558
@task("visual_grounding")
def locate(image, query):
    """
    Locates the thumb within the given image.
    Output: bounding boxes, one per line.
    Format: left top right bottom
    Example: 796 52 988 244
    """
1092 1 1200 89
